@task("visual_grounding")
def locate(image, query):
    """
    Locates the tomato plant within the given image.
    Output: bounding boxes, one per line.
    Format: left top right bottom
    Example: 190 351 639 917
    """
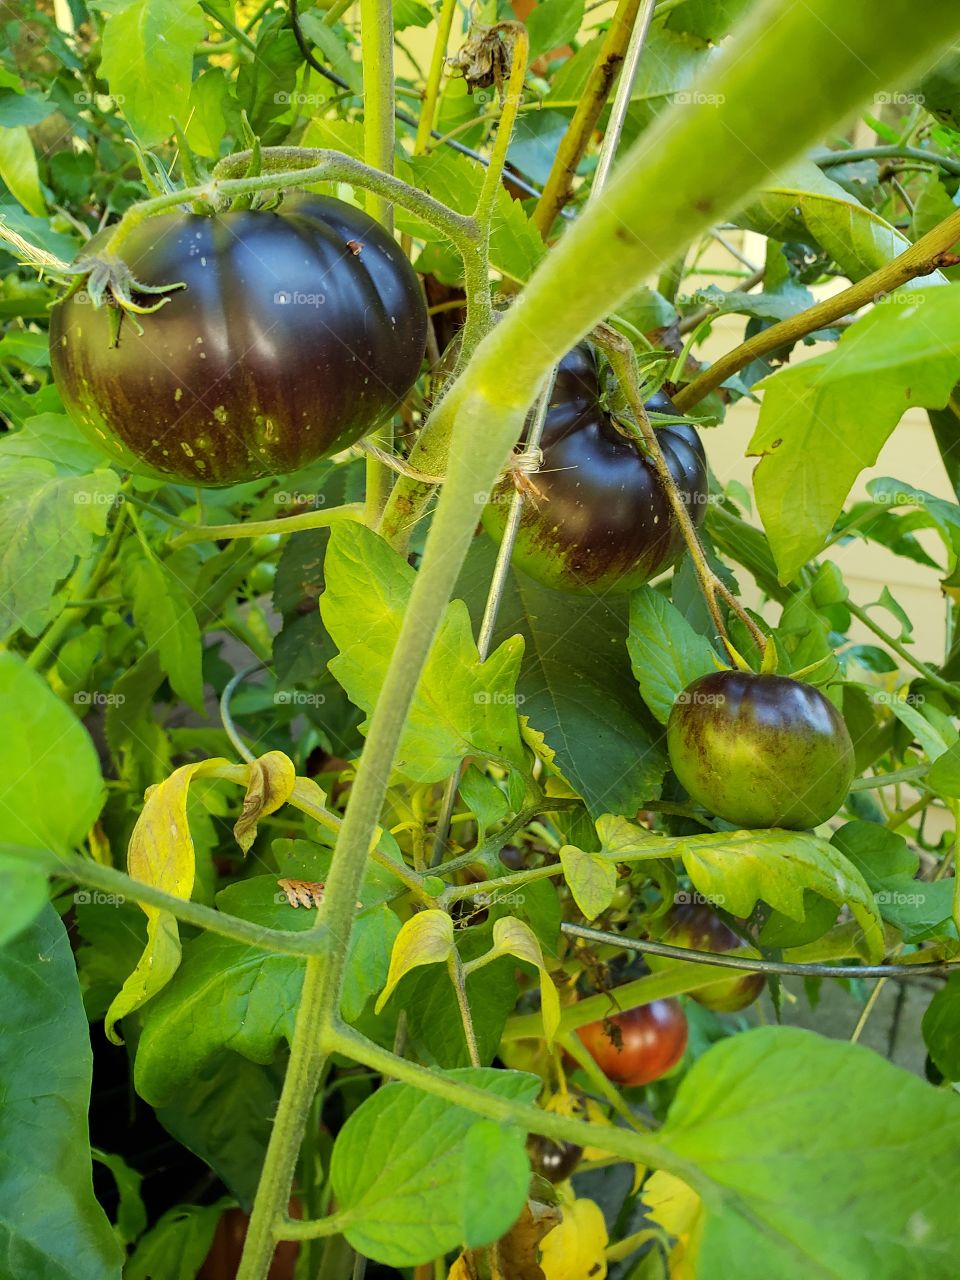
3 1 960 1279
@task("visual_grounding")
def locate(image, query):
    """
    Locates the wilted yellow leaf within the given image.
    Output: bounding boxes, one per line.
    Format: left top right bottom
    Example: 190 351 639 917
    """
233 750 296 853
375 909 454 1013
539 1195 608 1280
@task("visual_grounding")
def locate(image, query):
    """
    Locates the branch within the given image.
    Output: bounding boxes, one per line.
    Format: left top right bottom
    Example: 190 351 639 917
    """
531 0 644 236
812 144 960 178
674 207 960 410
169 503 365 547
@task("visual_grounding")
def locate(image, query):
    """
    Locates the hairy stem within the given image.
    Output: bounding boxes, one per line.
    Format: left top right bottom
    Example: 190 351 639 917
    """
847 599 960 701
449 952 482 1067
674 207 960 410
360 0 397 522
169 503 365 546
599 326 766 655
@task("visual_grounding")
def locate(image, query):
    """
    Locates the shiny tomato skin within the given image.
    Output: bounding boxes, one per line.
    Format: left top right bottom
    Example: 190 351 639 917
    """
659 904 764 1012
576 999 688 1086
527 1134 583 1182
49 195 426 486
482 344 707 593
667 670 855 830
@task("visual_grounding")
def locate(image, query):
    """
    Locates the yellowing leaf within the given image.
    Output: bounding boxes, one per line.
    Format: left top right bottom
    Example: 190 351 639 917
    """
489 916 560 1046
105 758 227 1042
233 750 296 854
375 909 454 1013
539 1195 608 1280
643 1170 705 1280
559 845 617 920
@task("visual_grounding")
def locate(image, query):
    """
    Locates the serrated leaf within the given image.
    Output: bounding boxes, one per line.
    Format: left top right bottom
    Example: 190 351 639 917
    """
98 0 204 146
0 907 123 1279
749 288 960 581
559 844 617 920
456 539 668 819
675 827 884 961
330 1068 539 1265
627 586 720 724
738 161 927 282
375 910 455 1013
136 878 399 1104
0 461 120 637
321 523 527 783
106 758 227 1043
659 1026 960 1279
126 555 205 711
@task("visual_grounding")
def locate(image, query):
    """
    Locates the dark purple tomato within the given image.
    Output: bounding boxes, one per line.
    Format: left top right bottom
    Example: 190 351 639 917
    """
658 903 764 1012
49 195 427 486
667 670 855 829
482 343 708 592
576 999 688 1086
527 1133 583 1182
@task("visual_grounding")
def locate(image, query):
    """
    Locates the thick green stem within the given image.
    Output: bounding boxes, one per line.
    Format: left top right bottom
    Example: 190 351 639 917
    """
531 0 643 236
812 144 960 178
674 207 960 410
448 952 482 1067
361 0 397 521
170 503 365 547
105 150 477 258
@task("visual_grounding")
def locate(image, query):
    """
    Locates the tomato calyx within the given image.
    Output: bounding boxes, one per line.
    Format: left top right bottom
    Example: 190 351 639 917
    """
61 252 186 342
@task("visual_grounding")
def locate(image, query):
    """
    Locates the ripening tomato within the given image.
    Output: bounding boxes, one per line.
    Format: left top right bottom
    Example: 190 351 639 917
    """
576 999 688 1086
50 195 427 486
656 903 764 1012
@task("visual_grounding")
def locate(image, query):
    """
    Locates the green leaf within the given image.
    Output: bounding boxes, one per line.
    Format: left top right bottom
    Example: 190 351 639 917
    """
659 1026 960 1279
125 1200 232 1280
322 522 527 783
0 461 121 638
749 287 960 581
627 586 720 724
0 655 104 945
459 765 509 842
184 68 231 158
135 878 399 1104
738 161 920 282
456 538 668 819
676 826 884 961
125 555 205 711
526 0 585 60
0 907 123 1278
559 844 617 920
0 413 113 476
155 1054 281 1208
664 0 757 40
402 954 518 1069
929 741 960 796
97 0 204 146
376 909 454 1013
922 972 960 1081
392 0 433 29
91 1150 147 1248
0 125 45 215
298 12 363 93
330 1068 538 1265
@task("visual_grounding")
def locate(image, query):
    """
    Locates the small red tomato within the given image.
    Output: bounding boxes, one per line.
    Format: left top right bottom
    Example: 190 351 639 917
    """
576 999 688 1086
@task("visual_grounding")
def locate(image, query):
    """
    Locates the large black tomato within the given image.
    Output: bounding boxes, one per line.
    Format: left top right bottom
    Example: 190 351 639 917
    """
49 195 427 486
482 343 708 593
667 670 855 830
